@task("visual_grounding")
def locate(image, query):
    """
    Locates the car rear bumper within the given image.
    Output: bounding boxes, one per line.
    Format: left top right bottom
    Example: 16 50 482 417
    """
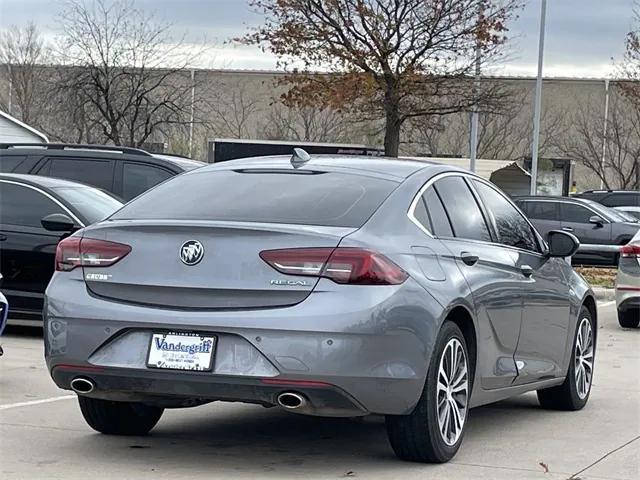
50 365 367 416
617 296 640 313
44 275 441 416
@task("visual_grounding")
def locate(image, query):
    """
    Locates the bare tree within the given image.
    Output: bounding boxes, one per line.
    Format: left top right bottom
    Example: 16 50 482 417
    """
0 22 50 125
405 89 564 160
555 90 639 190
54 0 211 147
243 0 522 156
618 2 640 107
613 3 640 188
207 81 262 138
260 101 354 143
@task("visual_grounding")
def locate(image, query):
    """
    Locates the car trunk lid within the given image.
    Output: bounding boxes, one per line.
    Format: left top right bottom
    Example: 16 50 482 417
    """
81 219 355 309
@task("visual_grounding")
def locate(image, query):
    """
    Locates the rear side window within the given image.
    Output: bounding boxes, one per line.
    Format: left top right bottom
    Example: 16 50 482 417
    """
562 203 593 223
0 155 27 172
0 182 64 228
39 157 114 191
603 193 640 207
412 196 431 231
112 170 398 228
423 186 453 237
525 201 559 221
122 162 173 200
433 176 491 242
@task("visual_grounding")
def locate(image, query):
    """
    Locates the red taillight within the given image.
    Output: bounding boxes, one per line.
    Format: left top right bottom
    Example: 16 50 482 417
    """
620 244 640 258
260 247 408 285
55 237 131 271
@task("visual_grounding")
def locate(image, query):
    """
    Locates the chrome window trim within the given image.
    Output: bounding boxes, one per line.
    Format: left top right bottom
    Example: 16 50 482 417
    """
407 171 545 255
0 179 85 228
407 171 463 238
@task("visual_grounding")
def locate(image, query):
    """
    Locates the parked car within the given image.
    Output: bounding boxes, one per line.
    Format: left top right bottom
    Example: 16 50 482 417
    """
573 189 640 209
616 230 640 328
0 174 123 322
0 143 206 201
515 196 640 265
45 154 596 463
0 274 7 357
614 205 640 220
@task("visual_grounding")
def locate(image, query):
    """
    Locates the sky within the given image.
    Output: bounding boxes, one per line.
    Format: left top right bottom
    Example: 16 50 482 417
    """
0 0 635 78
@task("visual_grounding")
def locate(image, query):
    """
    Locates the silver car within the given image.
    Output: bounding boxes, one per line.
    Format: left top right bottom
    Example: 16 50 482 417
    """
45 154 596 463
616 230 640 328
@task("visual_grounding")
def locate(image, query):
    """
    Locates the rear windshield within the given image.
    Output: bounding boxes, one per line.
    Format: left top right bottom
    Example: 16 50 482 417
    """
111 169 397 227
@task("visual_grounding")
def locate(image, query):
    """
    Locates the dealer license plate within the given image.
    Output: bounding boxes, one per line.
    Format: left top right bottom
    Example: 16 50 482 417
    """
147 332 215 371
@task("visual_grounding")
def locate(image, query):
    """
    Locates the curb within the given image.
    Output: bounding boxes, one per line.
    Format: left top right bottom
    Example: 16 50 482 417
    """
591 287 615 302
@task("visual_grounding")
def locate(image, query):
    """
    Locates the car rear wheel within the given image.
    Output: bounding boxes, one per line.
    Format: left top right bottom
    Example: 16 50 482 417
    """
78 396 164 435
618 309 640 328
386 321 470 463
537 305 595 410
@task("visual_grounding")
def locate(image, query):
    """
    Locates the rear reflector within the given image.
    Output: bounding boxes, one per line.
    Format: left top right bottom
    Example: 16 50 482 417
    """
261 378 333 388
621 244 640 258
56 237 131 271
260 247 408 285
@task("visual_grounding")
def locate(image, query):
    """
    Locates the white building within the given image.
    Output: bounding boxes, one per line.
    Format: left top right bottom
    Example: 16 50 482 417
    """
0 110 48 144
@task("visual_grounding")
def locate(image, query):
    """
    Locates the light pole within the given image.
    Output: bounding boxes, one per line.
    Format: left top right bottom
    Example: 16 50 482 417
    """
600 79 610 189
469 2 483 173
530 0 547 195
469 47 481 173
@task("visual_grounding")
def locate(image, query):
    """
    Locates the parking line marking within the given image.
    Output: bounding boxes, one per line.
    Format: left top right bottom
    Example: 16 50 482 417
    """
0 395 75 411
598 300 616 308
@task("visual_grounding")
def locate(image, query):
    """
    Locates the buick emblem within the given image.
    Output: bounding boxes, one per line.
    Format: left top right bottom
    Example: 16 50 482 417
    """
180 240 204 266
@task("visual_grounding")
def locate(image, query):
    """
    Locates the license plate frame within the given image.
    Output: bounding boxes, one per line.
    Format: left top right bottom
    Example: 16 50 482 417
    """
146 331 216 372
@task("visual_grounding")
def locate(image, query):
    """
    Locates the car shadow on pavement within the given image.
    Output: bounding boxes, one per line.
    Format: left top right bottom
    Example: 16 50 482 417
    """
62 393 552 474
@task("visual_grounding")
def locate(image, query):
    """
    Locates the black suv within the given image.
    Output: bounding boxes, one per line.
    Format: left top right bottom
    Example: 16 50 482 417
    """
573 190 640 208
0 144 205 201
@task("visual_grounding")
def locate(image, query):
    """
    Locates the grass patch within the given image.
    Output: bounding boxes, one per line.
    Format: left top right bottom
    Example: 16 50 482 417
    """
574 266 616 289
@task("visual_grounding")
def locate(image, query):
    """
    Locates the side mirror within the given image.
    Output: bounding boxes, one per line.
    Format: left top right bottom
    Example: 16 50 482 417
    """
41 213 80 232
547 230 580 258
589 215 604 227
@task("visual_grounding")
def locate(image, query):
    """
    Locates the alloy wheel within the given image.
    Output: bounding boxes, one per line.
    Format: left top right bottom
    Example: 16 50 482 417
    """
574 317 594 400
436 338 469 446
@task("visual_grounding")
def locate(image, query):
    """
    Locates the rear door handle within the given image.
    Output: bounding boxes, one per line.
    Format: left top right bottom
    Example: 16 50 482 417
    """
521 265 534 277
562 227 573 232
460 251 479 266
0 234 6 242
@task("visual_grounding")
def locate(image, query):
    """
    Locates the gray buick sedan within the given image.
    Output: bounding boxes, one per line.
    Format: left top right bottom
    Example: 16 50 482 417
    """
45 154 596 463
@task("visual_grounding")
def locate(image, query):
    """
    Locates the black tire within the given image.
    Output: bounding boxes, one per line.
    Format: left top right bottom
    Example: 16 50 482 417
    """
386 321 471 463
78 396 163 435
537 305 595 411
618 309 640 329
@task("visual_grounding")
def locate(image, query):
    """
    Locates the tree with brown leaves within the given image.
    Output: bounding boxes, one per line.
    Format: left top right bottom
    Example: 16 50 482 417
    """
243 0 522 156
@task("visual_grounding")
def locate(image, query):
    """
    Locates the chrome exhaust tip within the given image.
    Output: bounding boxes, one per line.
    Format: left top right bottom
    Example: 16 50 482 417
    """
70 377 95 394
276 392 307 410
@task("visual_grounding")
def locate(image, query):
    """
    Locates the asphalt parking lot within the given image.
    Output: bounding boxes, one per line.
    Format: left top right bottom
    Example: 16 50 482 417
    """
0 301 638 480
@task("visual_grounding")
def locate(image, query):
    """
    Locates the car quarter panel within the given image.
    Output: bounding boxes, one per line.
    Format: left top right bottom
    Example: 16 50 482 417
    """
346 167 524 398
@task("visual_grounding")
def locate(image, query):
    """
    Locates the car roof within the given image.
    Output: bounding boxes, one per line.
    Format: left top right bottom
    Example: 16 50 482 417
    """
0 144 203 171
199 154 441 180
515 195 618 211
151 154 206 170
515 195 594 203
580 189 638 194
0 172 95 189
